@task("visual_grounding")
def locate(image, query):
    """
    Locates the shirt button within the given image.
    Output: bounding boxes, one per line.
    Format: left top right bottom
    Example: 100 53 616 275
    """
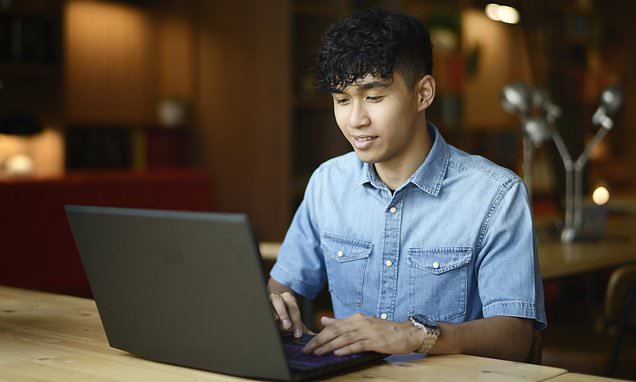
380 313 388 320
385 260 393 268
432 261 440 269
389 207 397 214
337 250 344 257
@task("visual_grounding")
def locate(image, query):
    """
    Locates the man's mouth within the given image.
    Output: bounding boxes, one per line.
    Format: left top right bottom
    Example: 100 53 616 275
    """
352 135 378 150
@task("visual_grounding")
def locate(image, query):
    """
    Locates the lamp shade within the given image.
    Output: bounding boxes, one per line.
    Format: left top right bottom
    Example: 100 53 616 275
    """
522 116 553 147
531 89 561 122
0 113 43 136
600 85 623 113
592 85 623 129
501 82 532 116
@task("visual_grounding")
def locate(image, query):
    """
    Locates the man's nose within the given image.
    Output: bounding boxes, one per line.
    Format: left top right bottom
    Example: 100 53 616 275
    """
348 101 371 129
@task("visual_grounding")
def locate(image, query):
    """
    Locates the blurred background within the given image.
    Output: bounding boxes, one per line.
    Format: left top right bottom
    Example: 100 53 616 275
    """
1 0 635 378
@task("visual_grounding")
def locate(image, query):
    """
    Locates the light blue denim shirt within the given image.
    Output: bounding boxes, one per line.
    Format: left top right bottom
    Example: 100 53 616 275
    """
271 123 546 329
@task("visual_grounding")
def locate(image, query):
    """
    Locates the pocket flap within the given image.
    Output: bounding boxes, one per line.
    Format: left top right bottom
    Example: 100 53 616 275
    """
408 247 472 274
321 233 373 263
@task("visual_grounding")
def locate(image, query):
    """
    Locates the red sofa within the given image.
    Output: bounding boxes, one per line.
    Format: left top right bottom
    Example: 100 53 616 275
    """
0 169 212 297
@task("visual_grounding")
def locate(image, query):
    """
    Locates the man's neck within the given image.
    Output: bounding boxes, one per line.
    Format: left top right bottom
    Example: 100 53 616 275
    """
374 124 432 191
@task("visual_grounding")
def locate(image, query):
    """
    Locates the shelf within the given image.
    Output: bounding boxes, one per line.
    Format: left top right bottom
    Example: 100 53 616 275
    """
0 63 60 76
65 124 195 170
290 0 354 212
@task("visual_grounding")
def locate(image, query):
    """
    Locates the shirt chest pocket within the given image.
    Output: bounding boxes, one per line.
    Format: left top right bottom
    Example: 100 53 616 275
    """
321 233 373 307
407 247 472 321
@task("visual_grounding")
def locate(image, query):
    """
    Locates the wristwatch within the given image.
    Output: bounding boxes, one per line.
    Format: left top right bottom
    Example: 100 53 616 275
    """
409 314 440 354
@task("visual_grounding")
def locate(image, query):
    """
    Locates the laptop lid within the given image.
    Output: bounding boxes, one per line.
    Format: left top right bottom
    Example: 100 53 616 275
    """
65 205 293 381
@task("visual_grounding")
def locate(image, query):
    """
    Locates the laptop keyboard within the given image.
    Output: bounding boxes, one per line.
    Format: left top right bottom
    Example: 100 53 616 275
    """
281 333 369 371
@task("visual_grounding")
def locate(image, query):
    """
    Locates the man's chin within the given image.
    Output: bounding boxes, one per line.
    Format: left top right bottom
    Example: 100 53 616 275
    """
353 150 380 164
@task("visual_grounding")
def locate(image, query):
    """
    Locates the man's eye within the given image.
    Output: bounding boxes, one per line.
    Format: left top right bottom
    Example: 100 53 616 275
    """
335 98 350 105
367 96 384 102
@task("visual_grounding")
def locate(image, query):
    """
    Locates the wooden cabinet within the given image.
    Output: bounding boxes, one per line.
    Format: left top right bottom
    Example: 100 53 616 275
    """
64 0 156 124
63 0 197 125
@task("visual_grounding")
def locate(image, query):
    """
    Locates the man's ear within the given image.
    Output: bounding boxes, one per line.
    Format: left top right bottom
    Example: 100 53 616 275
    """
416 75 436 112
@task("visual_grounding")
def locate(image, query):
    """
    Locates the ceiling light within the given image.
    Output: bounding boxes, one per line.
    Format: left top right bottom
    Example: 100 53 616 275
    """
484 3 520 24
497 5 520 24
485 4 501 21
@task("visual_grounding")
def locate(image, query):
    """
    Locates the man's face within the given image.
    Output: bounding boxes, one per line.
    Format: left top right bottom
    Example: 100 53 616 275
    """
331 72 424 165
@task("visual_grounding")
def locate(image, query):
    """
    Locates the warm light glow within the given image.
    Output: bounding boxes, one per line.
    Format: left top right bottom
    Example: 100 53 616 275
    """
5 154 34 176
485 4 501 21
497 6 520 24
0 127 65 177
592 186 610 206
484 4 520 24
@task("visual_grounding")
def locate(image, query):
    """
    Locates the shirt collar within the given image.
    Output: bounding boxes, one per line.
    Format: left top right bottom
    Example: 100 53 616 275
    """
357 161 384 189
356 122 450 196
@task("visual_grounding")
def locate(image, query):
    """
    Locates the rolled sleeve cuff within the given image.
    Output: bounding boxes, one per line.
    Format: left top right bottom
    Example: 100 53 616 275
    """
483 301 547 330
270 264 321 299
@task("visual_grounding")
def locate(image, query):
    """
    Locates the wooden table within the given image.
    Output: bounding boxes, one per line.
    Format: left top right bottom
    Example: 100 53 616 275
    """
538 214 636 280
546 373 625 382
0 286 577 382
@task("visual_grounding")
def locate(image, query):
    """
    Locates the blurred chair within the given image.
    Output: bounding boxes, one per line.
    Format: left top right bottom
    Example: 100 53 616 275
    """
605 264 636 376
542 264 636 378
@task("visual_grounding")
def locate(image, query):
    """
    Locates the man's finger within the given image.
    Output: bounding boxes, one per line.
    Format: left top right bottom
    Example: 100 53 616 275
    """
313 328 361 355
333 340 370 356
320 316 337 326
280 292 303 337
303 319 350 353
269 293 291 330
303 324 316 336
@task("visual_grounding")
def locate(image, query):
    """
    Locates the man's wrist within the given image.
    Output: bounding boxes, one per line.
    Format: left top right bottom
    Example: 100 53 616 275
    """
427 322 463 355
267 278 295 296
408 315 440 354
402 321 428 353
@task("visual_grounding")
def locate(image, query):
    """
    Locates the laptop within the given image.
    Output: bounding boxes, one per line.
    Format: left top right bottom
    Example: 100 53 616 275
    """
65 205 385 381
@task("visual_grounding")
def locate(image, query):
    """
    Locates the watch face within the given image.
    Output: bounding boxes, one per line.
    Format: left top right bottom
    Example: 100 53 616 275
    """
412 314 438 328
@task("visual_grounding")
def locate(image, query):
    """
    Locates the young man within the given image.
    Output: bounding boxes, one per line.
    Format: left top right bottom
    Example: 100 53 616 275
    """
268 8 546 362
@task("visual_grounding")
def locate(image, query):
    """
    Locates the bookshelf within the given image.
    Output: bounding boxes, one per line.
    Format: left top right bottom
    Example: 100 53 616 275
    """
290 1 353 207
0 1 63 125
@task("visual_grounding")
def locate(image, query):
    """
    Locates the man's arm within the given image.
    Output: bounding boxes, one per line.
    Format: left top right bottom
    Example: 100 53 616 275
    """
431 316 533 361
302 313 534 362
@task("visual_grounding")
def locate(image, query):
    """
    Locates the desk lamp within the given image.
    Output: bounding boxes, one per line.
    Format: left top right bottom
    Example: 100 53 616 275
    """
501 82 535 198
502 83 572 236
501 83 565 204
0 114 42 136
502 82 623 242
561 84 623 242
0 113 43 176
501 82 532 116
528 90 577 237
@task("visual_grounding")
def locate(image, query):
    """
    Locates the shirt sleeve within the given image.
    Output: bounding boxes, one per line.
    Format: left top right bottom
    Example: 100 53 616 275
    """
476 180 547 330
270 169 326 299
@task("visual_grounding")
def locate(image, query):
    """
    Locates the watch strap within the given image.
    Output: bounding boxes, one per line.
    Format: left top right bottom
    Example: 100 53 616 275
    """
409 315 440 354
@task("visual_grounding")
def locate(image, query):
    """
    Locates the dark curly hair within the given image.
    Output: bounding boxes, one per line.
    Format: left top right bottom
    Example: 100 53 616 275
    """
316 8 433 94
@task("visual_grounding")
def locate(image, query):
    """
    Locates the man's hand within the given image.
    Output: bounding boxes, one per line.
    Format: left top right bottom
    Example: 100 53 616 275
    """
269 291 304 337
301 314 533 361
267 278 310 338
302 313 424 356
